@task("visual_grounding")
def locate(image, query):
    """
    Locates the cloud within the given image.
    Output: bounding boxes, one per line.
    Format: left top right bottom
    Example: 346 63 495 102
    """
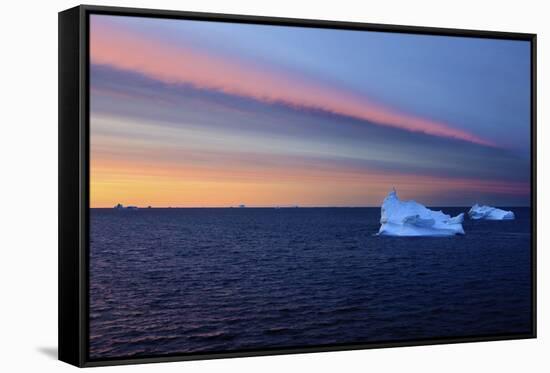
90 16 495 146
90 64 529 182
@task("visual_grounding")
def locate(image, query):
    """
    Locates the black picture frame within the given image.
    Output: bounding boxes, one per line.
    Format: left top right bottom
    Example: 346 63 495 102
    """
59 4 537 367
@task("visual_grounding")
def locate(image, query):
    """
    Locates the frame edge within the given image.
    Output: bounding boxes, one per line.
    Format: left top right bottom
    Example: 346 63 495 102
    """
78 3 536 40
59 5 85 368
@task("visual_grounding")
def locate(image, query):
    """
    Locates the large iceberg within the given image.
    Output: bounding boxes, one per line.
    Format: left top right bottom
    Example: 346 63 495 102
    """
378 189 465 237
468 204 515 220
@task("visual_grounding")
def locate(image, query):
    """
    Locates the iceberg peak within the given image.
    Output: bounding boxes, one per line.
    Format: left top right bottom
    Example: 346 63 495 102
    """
378 189 464 237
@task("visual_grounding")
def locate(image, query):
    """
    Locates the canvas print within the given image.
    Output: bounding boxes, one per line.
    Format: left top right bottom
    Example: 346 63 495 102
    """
89 14 532 359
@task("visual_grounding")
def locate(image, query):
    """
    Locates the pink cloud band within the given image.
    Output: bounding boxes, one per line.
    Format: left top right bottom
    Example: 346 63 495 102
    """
90 18 495 147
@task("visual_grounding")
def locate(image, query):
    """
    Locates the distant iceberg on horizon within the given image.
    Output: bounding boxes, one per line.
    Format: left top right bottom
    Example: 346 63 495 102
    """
114 203 138 210
468 204 515 220
378 189 465 237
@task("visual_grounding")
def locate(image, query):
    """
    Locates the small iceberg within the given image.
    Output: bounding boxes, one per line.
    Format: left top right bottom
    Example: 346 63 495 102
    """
378 189 464 237
113 203 138 210
468 204 515 220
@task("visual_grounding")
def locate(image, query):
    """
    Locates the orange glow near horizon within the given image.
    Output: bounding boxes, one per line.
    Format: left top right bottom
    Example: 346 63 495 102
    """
90 157 529 208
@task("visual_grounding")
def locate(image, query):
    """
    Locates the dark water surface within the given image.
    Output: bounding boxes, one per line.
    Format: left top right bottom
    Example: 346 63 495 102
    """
89 207 532 359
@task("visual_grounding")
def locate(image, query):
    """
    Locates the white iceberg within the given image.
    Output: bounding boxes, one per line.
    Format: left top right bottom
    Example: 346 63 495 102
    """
468 204 515 220
378 189 465 237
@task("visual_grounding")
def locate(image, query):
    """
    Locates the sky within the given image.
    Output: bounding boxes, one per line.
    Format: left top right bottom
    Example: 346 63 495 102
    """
89 15 531 208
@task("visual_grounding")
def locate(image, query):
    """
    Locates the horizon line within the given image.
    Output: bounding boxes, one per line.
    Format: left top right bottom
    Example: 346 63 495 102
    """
91 205 532 209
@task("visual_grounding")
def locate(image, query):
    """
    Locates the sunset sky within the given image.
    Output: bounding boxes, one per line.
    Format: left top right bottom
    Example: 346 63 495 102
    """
89 15 531 208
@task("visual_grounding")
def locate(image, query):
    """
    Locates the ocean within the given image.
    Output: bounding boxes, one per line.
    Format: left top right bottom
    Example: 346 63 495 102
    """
89 207 532 359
